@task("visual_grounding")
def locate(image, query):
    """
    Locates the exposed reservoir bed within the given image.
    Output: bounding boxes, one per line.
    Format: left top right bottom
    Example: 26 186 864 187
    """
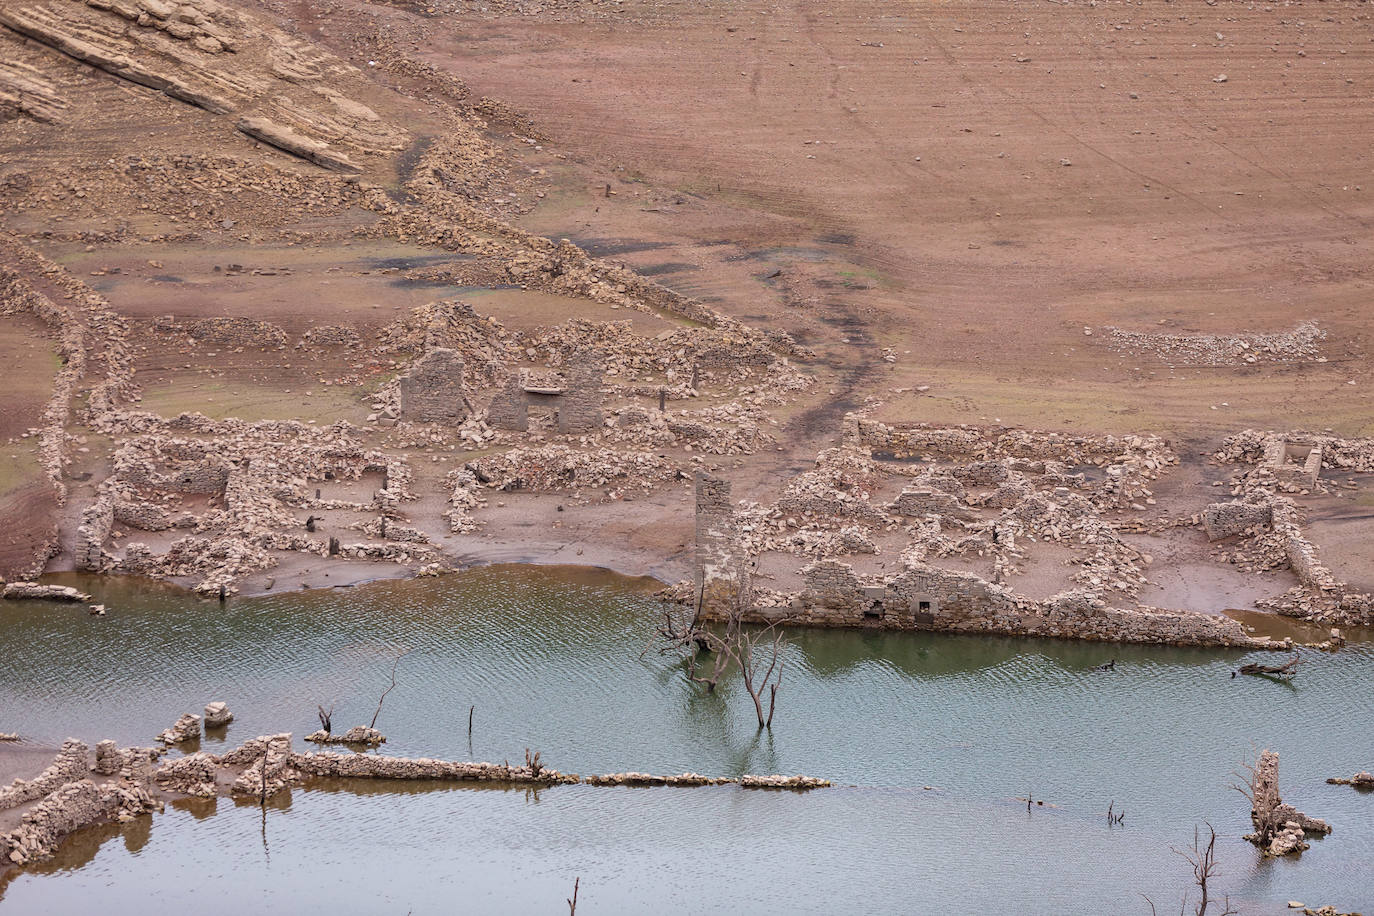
1 567 1371 913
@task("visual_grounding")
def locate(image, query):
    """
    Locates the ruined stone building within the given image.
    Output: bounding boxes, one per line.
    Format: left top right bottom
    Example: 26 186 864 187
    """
488 351 603 433
399 348 472 424
1266 437 1323 488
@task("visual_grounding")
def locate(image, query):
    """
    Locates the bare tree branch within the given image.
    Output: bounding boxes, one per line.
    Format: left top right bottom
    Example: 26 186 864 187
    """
369 648 410 730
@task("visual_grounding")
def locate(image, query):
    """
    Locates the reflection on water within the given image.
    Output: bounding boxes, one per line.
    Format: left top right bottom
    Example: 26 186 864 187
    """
1 566 1372 914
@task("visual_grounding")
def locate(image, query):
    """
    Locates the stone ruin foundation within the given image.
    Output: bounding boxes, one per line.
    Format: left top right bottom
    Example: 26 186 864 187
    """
1266 438 1323 489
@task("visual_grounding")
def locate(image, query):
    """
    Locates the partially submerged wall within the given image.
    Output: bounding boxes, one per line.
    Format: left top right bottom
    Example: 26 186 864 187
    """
706 558 1277 649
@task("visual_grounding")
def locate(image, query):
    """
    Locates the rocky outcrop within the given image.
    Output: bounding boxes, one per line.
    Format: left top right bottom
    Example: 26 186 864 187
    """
203 702 233 729
0 58 66 122
236 117 359 173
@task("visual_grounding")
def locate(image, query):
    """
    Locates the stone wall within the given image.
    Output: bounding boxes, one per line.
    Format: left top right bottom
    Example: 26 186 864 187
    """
694 473 751 616
488 351 604 434
713 559 1277 649
398 347 470 424
1202 500 1274 541
853 417 1175 471
74 495 113 571
890 487 968 519
1265 438 1322 488
1271 502 1335 593
560 353 605 431
113 499 180 532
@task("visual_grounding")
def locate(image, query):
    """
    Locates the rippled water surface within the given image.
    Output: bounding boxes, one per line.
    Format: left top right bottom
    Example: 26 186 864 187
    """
1 567 1371 914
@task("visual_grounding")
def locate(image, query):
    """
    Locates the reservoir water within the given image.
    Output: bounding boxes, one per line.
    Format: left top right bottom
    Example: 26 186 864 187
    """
1 566 1371 913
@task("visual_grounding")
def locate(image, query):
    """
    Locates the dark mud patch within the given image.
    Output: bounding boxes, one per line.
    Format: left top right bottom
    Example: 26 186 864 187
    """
565 237 669 257
636 262 699 277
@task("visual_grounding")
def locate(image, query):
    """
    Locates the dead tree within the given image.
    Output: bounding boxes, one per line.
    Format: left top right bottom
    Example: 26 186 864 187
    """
1234 653 1300 679
655 599 789 728
369 649 410 730
567 877 579 915
317 704 333 735
1144 824 1237 916
1174 824 1237 916
731 624 786 729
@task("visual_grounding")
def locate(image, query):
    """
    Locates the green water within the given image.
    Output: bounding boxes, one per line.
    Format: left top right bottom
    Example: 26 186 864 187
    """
1 567 1371 914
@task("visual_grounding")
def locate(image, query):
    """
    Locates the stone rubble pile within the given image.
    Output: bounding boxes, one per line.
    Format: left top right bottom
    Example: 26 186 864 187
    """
467 445 681 502
156 713 202 744
304 726 386 746
776 447 887 522
443 466 486 533
155 315 288 350
1102 321 1325 366
375 299 517 389
1326 771 1374 788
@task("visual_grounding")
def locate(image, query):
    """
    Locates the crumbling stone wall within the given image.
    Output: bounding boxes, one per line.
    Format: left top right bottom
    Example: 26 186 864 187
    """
1271 502 1335 593
488 352 603 434
1265 438 1322 488
74 495 113 571
1203 500 1273 541
113 499 181 532
398 347 471 424
694 473 751 616
720 558 1277 649
891 487 968 519
951 461 1011 486
159 316 287 349
854 418 1175 472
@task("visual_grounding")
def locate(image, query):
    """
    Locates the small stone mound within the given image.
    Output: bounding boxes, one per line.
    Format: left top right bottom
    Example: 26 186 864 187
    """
156 713 202 744
1326 771 1374 788
304 726 386 746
